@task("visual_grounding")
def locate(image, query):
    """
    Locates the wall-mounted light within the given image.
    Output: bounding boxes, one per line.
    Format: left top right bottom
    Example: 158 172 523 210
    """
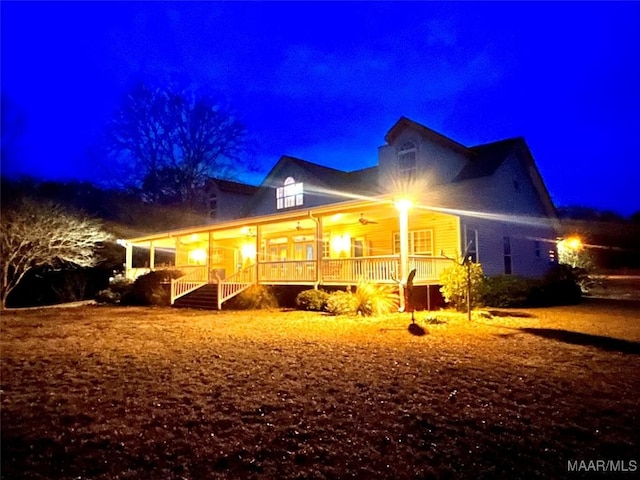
188 248 207 264
331 234 351 256
241 243 257 259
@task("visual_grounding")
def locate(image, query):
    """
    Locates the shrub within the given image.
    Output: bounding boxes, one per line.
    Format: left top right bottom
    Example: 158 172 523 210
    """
353 281 398 316
95 277 133 305
295 289 330 311
482 275 538 308
325 290 358 316
538 264 582 306
326 282 399 316
480 265 582 308
229 284 279 310
123 269 183 306
439 260 485 311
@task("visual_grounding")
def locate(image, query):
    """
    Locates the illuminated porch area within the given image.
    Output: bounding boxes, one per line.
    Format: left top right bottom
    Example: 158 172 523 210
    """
120 198 460 309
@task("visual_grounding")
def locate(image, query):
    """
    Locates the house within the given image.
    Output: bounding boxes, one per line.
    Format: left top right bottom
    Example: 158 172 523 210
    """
120 117 560 310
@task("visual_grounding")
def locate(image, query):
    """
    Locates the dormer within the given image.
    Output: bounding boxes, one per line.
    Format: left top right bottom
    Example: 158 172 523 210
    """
378 117 471 190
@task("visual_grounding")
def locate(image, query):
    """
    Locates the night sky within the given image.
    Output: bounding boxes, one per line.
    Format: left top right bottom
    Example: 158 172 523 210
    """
2 1 639 216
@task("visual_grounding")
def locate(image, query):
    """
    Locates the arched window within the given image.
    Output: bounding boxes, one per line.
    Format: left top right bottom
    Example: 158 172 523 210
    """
397 141 417 178
276 176 303 209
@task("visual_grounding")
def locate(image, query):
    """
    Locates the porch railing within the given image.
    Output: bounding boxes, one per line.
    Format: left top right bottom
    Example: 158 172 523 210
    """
322 256 399 284
258 260 316 283
409 255 455 283
217 264 256 309
170 266 208 304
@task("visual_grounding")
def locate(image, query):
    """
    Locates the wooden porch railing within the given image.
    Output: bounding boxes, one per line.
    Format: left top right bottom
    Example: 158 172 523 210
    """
170 266 208 304
322 256 399 283
258 260 316 283
217 264 257 310
409 255 455 283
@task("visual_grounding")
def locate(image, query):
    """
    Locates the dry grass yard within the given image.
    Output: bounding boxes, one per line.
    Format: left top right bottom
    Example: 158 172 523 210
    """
2 299 639 479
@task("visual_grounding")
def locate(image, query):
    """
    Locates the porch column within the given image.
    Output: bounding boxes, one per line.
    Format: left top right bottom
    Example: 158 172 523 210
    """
316 215 323 286
208 231 214 283
255 225 261 285
149 241 155 270
396 199 412 311
125 243 133 279
174 237 179 269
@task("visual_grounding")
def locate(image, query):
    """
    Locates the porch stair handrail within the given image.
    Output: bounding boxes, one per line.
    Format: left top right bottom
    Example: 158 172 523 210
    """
170 266 208 304
217 264 257 310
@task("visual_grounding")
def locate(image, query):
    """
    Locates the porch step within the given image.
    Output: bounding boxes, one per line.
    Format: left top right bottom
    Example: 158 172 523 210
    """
173 284 218 310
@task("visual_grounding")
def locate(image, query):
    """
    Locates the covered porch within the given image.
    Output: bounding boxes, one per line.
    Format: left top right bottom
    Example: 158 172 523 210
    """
120 197 460 309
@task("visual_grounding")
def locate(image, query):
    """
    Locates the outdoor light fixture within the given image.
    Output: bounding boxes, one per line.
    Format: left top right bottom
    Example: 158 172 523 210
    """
565 236 583 251
331 234 350 255
394 198 413 211
241 243 257 259
188 248 207 264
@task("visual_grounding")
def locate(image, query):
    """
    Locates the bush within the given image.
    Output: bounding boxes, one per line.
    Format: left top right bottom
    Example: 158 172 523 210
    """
326 282 399 317
538 264 582 306
123 269 183 306
480 265 582 308
228 284 279 310
295 289 330 311
96 277 133 305
439 261 485 311
482 275 538 308
325 290 358 316
353 281 398 316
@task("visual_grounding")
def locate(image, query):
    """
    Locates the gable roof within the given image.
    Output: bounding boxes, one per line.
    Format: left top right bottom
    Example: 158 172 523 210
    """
452 138 522 182
207 178 259 196
385 116 470 156
450 136 558 223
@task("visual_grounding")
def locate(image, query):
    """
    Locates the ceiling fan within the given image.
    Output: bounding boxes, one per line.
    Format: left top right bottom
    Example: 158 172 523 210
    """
358 213 378 225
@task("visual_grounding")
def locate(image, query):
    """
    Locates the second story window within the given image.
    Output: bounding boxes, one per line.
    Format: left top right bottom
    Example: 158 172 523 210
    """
398 141 417 178
276 176 303 209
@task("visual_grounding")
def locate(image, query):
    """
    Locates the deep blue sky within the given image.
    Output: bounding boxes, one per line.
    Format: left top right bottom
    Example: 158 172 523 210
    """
2 1 639 216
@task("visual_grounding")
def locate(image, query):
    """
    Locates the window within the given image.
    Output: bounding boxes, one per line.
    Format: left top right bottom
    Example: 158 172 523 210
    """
393 230 434 255
276 176 303 209
211 248 222 265
465 228 479 263
322 234 330 258
397 141 417 178
503 236 512 274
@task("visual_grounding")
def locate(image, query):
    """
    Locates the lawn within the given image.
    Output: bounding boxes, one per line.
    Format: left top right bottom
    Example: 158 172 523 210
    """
2 299 639 479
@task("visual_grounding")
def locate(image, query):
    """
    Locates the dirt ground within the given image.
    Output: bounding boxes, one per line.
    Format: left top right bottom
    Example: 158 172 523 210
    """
1 299 639 479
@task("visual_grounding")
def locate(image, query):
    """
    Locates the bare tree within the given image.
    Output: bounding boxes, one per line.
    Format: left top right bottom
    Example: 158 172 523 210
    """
0 199 111 309
105 81 246 206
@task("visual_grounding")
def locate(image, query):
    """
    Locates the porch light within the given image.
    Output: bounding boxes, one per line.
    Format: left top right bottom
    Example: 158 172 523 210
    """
189 248 207 264
331 234 351 256
394 198 413 212
241 243 256 259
